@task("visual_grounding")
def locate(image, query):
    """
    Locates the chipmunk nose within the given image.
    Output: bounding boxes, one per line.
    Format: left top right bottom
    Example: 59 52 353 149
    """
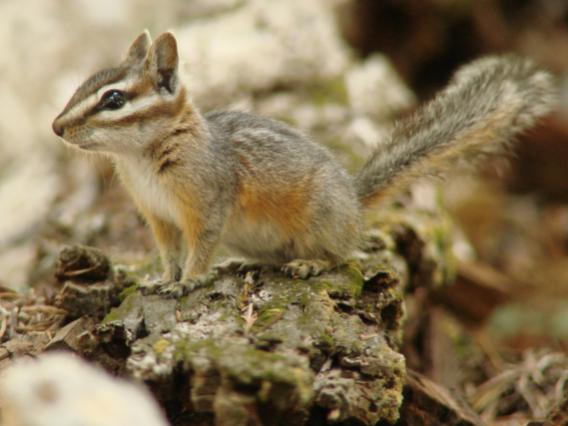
52 119 64 137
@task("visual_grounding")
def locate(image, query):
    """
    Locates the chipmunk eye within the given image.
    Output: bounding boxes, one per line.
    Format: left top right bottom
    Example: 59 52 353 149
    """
99 90 126 111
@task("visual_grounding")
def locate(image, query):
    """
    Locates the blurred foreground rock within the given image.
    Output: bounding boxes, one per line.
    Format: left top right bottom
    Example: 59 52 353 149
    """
0 353 168 426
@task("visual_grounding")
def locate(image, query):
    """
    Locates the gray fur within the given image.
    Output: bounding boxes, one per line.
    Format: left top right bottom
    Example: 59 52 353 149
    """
205 111 362 262
203 56 554 264
355 55 556 204
124 30 151 67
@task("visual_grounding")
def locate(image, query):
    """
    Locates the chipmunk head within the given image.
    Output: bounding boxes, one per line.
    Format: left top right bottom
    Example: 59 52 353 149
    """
52 31 188 154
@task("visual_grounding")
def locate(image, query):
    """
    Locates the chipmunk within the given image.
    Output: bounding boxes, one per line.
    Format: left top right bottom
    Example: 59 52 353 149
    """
52 30 555 287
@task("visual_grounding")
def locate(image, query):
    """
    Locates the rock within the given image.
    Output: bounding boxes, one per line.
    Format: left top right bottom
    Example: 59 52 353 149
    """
53 245 123 319
55 245 112 283
0 352 168 426
175 0 351 110
99 262 406 425
45 317 99 354
93 209 456 425
346 54 415 122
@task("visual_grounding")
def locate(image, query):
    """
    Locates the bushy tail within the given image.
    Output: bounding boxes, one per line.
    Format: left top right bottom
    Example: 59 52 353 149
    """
355 55 556 208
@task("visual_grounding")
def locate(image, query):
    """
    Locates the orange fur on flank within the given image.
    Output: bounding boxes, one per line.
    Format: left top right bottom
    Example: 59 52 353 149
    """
237 173 313 238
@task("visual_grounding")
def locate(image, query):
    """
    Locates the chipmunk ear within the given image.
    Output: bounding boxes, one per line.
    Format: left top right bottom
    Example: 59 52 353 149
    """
124 30 151 67
146 32 179 94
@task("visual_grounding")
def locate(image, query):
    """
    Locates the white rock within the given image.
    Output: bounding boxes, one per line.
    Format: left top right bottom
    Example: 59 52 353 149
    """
0 353 169 426
346 54 415 121
177 0 350 109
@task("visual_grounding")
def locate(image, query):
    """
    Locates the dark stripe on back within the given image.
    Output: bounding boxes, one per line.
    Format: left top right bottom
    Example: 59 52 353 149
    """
157 158 180 174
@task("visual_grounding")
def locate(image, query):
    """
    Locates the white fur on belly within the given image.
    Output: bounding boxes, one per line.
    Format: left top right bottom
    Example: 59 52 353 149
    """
115 156 180 226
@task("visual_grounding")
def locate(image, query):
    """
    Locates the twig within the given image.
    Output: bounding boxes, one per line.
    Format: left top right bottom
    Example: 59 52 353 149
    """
0 314 7 341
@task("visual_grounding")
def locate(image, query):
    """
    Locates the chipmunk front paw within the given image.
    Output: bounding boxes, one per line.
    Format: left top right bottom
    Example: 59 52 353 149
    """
140 277 205 298
282 259 330 279
140 278 181 297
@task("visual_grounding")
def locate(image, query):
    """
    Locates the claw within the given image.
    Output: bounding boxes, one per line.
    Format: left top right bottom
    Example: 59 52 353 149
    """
282 259 329 279
139 277 204 298
139 278 167 295
160 281 191 298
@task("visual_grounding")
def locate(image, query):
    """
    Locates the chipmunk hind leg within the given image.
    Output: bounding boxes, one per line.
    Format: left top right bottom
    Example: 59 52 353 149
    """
280 192 363 279
226 153 362 278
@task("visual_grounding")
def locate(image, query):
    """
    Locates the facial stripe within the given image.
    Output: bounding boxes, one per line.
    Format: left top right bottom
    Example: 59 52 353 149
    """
59 67 128 117
91 87 187 127
56 75 157 129
93 93 161 121
57 75 186 132
56 93 98 127
126 78 155 98
61 77 138 119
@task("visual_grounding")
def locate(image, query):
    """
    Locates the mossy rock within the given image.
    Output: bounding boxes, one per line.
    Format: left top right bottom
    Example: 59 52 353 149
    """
95 208 457 425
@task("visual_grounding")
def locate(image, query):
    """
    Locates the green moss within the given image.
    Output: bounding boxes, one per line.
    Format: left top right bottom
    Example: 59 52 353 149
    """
252 307 285 332
173 338 223 364
322 263 365 299
172 339 313 404
220 346 313 402
339 262 365 296
153 338 171 355
249 282 316 333
317 333 335 352
102 292 140 324
102 308 120 323
432 217 458 284
307 76 348 107
118 284 138 301
325 136 366 173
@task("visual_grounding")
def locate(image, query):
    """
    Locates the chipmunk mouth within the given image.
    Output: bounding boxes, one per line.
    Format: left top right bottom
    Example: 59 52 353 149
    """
76 142 101 150
60 137 101 151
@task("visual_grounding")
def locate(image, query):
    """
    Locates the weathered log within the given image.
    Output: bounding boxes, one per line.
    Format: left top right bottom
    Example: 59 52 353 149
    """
0 207 458 425
90 208 455 425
